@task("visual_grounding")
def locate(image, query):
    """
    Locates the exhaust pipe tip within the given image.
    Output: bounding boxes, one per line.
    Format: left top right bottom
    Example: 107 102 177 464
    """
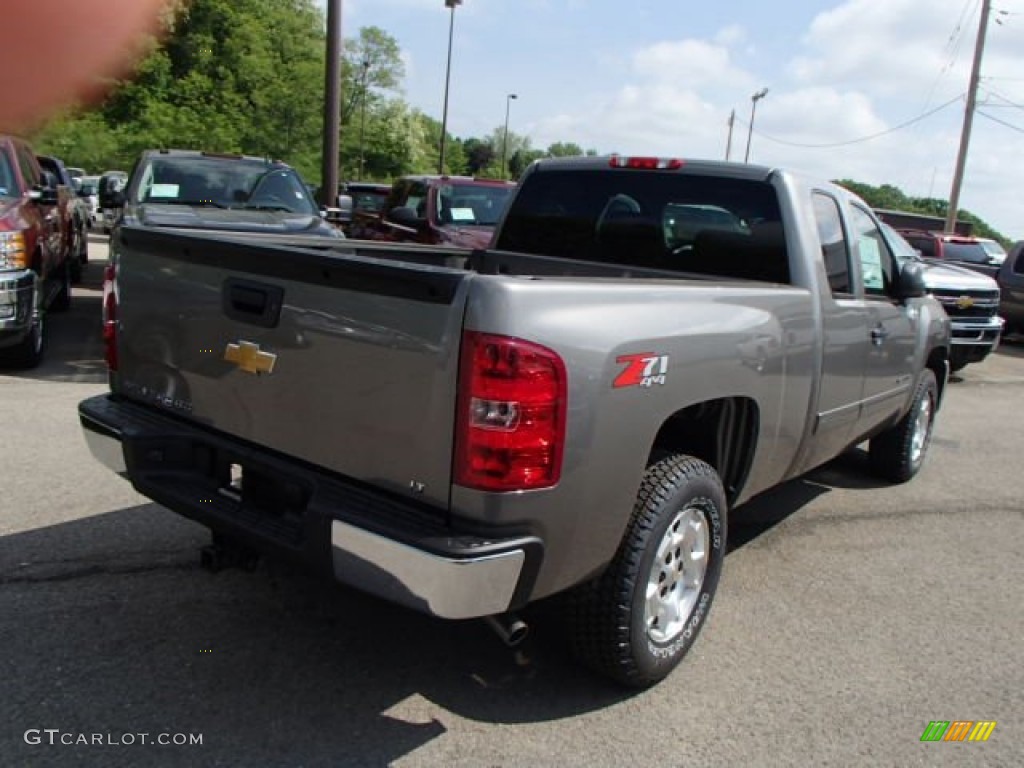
484 614 529 647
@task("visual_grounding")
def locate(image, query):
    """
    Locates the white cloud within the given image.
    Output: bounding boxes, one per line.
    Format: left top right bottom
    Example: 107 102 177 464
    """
633 39 752 91
534 1 1024 239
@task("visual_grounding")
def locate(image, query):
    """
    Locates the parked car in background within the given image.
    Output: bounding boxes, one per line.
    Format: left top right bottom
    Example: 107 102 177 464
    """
333 181 391 235
349 175 516 248
0 135 72 367
66 167 86 180
106 149 342 239
882 222 1003 371
896 229 1002 278
997 242 1024 337
77 175 101 227
98 170 129 233
36 155 90 282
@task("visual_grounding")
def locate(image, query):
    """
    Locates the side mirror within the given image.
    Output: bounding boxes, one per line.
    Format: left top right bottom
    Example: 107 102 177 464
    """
386 205 423 229
30 173 59 205
894 260 927 301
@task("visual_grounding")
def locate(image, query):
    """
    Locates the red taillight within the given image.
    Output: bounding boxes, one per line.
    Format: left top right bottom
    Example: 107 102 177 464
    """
609 155 684 170
102 263 118 371
454 331 567 492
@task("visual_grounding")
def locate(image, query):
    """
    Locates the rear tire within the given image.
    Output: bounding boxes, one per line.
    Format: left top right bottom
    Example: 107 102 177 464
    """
566 454 727 688
869 369 937 483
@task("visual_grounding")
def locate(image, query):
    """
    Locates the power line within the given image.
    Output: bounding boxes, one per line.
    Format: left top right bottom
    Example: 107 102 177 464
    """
976 109 1024 133
980 87 1024 111
739 94 963 149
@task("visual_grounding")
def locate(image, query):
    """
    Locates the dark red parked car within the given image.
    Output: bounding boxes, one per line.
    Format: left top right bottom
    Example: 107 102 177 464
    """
349 175 516 249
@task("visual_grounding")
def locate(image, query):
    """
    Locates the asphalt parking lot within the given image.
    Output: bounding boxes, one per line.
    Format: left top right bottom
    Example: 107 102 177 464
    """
1 236 1021 767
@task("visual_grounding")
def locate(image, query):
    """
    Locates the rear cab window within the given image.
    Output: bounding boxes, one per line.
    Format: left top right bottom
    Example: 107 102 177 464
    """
496 169 790 283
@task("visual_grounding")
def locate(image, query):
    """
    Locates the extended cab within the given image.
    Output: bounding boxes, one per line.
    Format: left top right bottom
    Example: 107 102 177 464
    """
79 156 949 687
0 136 72 368
350 175 515 248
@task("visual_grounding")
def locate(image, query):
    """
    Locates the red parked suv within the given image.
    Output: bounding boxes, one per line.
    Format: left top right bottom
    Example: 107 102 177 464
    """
0 135 72 367
349 175 516 249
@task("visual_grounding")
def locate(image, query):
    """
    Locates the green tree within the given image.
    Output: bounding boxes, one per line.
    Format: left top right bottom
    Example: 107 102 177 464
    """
546 142 584 157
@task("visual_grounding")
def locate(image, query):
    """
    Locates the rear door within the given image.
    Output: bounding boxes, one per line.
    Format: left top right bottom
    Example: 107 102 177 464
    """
114 227 471 509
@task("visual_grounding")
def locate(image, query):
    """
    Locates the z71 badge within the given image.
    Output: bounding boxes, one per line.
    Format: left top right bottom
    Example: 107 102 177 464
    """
614 353 669 388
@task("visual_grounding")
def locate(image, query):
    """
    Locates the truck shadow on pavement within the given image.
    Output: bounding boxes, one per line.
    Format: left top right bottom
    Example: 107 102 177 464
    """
1 442 898 766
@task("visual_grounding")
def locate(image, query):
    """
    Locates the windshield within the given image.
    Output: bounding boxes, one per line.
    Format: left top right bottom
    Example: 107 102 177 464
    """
0 149 15 198
79 176 100 196
132 155 318 214
943 242 992 265
434 183 514 226
980 240 1007 264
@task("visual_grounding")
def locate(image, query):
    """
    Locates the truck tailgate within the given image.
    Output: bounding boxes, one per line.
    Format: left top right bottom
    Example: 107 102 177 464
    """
113 227 471 510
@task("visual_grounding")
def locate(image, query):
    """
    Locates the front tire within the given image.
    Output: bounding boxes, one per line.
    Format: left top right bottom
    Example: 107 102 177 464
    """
0 311 44 369
869 369 937 483
567 454 727 687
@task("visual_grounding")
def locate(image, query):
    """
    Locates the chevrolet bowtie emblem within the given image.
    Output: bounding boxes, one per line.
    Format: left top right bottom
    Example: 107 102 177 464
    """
224 341 276 375
956 296 975 310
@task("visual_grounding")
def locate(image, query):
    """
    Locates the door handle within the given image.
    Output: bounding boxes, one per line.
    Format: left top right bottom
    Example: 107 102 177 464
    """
870 325 890 345
222 278 283 328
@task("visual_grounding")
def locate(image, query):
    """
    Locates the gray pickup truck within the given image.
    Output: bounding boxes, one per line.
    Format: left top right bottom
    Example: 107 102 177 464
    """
79 156 950 687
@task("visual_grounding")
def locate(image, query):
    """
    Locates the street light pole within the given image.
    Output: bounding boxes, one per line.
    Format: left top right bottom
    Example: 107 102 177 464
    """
438 0 462 174
744 87 769 163
358 57 370 179
502 93 517 179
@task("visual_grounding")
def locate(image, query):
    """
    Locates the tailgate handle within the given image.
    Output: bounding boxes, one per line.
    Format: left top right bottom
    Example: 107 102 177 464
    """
223 279 284 328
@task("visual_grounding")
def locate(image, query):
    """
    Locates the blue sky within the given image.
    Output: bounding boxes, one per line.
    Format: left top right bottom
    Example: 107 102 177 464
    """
337 0 1024 239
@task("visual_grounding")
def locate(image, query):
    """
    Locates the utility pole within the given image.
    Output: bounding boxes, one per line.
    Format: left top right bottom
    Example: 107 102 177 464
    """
725 109 735 161
945 0 991 234
322 0 342 208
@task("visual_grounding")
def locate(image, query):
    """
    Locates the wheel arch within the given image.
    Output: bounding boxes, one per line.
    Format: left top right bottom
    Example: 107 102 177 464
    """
647 397 760 506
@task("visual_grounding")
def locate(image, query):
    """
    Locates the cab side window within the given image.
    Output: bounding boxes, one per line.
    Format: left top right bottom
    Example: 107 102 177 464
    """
16 145 40 188
849 204 896 298
1014 249 1024 275
812 192 851 296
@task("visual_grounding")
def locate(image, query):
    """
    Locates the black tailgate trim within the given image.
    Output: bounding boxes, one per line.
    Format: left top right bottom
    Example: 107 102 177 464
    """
119 225 467 304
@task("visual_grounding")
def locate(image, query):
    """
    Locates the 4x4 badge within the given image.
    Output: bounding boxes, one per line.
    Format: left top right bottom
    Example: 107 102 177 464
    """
225 341 276 375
